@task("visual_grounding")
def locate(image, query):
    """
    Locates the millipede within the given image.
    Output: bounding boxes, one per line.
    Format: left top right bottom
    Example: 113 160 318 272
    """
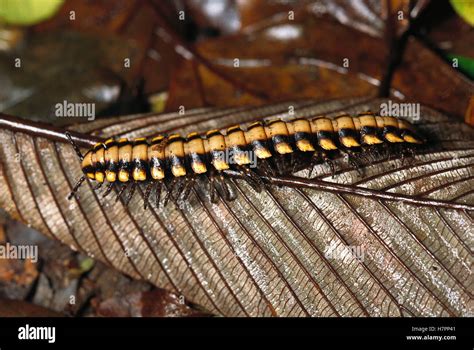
66 112 425 208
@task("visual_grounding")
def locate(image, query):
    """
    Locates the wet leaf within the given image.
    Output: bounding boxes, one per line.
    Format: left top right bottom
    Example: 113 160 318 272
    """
0 98 472 316
301 0 421 37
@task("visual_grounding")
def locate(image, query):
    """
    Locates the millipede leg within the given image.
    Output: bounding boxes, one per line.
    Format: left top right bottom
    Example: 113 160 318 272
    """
406 145 416 159
125 182 137 206
175 177 186 199
373 144 384 160
388 145 396 161
346 151 363 175
180 176 196 201
381 143 391 160
102 182 114 198
155 181 163 208
207 170 224 203
68 175 86 200
258 158 275 177
236 165 263 192
207 174 218 203
216 173 236 201
271 155 285 175
321 152 336 178
289 153 297 174
247 170 263 192
164 177 179 206
143 182 154 209
400 145 416 166
223 177 237 201
93 182 103 191
254 161 272 192
363 146 377 164
308 152 322 178
115 183 130 202
289 154 299 174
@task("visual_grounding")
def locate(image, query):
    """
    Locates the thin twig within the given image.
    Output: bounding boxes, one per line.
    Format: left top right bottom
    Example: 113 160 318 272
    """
263 175 474 212
0 113 101 148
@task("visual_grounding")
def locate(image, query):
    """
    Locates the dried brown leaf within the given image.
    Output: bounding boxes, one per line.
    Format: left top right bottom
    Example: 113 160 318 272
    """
0 98 472 316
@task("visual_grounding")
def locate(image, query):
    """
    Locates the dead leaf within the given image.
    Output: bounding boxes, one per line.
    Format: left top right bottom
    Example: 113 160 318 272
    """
0 298 62 317
166 16 385 110
97 289 210 317
0 98 472 316
391 37 474 119
466 95 474 126
0 31 139 123
185 0 428 37
165 12 473 121
0 222 38 299
33 0 183 96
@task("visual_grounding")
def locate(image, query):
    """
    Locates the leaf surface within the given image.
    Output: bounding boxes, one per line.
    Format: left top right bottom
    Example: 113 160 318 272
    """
0 98 472 316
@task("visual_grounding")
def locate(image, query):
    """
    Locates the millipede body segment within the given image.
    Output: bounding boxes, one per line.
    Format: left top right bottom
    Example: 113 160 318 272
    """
68 112 424 207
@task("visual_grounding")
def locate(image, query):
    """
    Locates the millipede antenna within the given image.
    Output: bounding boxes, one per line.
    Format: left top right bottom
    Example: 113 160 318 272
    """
65 131 84 161
68 175 86 200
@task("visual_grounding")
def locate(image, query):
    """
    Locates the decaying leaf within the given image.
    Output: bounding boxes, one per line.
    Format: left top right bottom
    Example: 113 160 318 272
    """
0 98 472 316
185 0 428 37
0 31 139 123
0 299 61 317
164 7 473 121
96 289 210 317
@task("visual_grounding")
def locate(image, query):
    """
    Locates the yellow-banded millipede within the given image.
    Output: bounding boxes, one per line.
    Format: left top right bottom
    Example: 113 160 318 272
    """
66 111 424 208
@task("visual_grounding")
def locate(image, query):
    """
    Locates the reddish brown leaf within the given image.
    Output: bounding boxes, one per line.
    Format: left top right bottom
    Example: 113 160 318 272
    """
97 289 209 317
0 299 62 317
166 13 472 120
391 37 474 119
166 16 384 110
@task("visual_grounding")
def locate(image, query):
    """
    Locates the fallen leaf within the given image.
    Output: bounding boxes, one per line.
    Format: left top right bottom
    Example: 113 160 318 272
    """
0 31 139 123
97 289 210 317
0 298 62 316
0 98 472 316
166 14 473 121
